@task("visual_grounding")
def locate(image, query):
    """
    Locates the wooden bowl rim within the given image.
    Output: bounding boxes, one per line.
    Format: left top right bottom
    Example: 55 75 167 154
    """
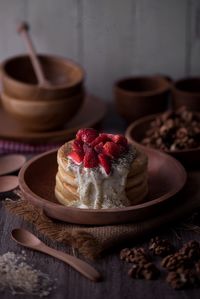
173 76 200 97
125 112 200 154
1 90 84 105
114 76 171 97
19 147 187 214
1 54 85 90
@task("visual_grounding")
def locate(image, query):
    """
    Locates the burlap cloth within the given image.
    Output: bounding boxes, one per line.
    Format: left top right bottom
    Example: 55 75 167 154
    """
3 172 200 260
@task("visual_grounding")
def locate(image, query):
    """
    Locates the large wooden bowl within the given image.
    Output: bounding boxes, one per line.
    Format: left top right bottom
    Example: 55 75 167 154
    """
1 91 84 132
18 147 186 225
125 113 200 167
1 55 84 101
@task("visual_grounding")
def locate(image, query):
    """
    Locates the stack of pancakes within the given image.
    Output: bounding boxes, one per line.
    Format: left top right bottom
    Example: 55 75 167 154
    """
55 141 148 208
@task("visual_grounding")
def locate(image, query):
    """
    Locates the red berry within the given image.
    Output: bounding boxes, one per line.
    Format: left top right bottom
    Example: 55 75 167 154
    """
94 142 104 153
83 143 91 153
72 140 83 152
109 134 128 146
103 141 121 159
106 133 115 140
98 153 111 175
68 151 84 164
76 128 98 144
91 133 109 146
83 148 99 168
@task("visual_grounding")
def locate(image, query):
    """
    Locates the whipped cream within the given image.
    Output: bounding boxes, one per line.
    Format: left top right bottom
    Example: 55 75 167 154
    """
66 147 136 209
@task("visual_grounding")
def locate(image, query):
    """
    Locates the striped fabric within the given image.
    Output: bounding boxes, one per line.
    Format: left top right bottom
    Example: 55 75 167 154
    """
0 139 61 154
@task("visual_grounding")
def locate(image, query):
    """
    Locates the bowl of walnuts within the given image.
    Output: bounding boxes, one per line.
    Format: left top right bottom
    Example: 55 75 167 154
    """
125 106 200 167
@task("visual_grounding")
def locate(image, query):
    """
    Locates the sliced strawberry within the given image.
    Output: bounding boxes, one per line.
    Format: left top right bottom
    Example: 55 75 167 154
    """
94 142 104 153
68 151 84 164
83 148 99 168
106 133 115 140
109 134 128 146
91 133 109 146
83 143 91 153
76 128 98 144
98 153 111 175
72 140 83 152
103 141 121 159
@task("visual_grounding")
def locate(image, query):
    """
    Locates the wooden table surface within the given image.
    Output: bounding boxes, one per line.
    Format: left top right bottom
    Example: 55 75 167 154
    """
0 107 200 299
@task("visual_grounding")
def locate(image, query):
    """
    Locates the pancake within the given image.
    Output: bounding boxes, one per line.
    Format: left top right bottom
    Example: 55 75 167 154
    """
56 175 148 208
126 172 147 189
55 139 148 208
55 173 78 201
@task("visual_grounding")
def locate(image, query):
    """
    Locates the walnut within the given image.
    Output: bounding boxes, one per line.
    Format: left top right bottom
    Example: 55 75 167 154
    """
180 240 200 261
149 237 174 257
120 247 149 263
141 107 200 151
166 268 199 290
128 261 159 280
161 252 192 271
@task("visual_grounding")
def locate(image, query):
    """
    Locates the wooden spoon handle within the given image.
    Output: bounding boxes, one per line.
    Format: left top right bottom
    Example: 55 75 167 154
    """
38 244 102 282
17 22 49 87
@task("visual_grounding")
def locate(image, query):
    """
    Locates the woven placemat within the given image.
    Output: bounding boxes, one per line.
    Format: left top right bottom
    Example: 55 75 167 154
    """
3 173 200 260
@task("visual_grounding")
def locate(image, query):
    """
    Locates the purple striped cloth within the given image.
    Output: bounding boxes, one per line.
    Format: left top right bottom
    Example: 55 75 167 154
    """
0 139 61 154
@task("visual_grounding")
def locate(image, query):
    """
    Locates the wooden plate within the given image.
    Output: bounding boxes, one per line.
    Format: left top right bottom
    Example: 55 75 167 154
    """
18 147 187 225
125 113 200 167
0 94 107 144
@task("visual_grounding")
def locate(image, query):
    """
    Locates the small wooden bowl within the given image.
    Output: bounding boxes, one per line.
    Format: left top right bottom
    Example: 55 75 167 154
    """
1 55 85 101
114 76 171 122
1 91 84 132
125 113 200 167
172 77 200 111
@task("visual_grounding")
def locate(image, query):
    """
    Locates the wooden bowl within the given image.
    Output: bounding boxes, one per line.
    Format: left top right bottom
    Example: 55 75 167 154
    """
125 113 200 167
172 77 200 111
18 147 186 225
114 76 171 122
1 91 84 132
1 55 85 101
0 94 107 144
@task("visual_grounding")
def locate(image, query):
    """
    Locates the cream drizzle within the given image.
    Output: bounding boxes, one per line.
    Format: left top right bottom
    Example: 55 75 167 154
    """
66 148 136 209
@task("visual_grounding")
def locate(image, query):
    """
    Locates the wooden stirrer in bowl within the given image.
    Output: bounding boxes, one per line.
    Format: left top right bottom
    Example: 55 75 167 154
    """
17 21 50 87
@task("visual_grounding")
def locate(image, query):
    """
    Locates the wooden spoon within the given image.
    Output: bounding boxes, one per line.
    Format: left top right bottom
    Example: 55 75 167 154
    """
0 154 26 176
11 228 102 282
0 176 19 192
17 22 50 87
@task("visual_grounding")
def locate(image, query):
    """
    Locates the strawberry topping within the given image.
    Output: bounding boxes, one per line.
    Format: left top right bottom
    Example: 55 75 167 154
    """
98 153 111 175
109 134 128 146
83 148 99 168
76 128 98 144
83 143 91 153
91 133 109 147
68 129 129 174
103 141 121 159
72 139 83 153
94 142 104 154
68 151 84 164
